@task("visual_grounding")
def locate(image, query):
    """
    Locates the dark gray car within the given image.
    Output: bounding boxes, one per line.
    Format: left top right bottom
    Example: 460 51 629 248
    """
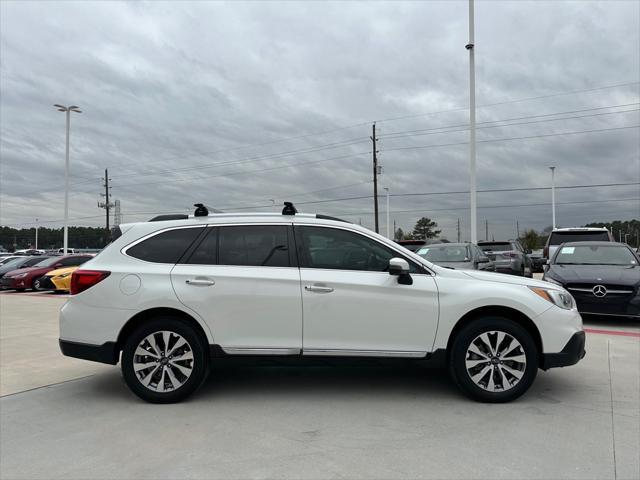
416 242 495 271
0 256 50 279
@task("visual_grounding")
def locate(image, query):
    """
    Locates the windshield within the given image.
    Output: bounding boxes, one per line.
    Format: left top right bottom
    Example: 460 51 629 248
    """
478 243 512 252
417 245 469 262
549 231 609 245
1 258 25 268
32 257 60 267
555 245 637 265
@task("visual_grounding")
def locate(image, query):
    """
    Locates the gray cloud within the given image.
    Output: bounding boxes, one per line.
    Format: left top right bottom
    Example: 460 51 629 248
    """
1 0 638 242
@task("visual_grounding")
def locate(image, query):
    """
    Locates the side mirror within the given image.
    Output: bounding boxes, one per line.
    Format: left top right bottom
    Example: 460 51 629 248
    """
388 257 410 276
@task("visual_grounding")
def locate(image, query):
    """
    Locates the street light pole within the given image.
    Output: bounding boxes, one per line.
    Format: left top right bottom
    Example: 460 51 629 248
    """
35 218 38 250
549 166 556 229
384 187 390 239
466 0 477 244
54 104 82 255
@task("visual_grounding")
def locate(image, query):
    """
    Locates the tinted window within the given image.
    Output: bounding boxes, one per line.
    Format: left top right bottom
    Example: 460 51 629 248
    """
218 226 289 267
478 242 513 252
59 256 91 267
127 228 204 263
549 231 610 245
186 228 217 265
299 226 409 272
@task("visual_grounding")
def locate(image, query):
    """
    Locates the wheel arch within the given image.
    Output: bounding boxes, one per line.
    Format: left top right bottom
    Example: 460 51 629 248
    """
116 307 211 352
446 305 543 367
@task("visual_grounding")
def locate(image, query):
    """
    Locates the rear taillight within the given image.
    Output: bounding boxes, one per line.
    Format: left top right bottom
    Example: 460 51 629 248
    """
70 270 110 295
502 251 519 258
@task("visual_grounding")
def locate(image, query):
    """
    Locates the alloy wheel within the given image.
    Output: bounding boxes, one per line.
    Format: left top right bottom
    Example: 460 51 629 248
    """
465 330 527 392
133 331 194 392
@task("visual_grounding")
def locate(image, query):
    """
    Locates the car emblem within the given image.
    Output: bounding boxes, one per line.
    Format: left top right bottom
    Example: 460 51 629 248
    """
592 285 607 298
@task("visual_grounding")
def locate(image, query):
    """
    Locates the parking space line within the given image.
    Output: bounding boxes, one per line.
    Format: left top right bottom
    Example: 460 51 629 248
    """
585 328 640 338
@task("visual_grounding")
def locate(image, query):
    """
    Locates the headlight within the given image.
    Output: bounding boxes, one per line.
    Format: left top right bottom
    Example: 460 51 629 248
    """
543 276 563 286
529 287 575 310
57 273 71 279
14 273 28 278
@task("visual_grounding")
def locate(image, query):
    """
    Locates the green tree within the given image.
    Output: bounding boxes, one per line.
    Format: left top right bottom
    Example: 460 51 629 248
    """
412 217 441 240
519 229 541 251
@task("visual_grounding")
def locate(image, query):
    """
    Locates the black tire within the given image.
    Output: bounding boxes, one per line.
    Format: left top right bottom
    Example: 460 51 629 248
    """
121 317 210 404
449 317 538 403
32 279 42 291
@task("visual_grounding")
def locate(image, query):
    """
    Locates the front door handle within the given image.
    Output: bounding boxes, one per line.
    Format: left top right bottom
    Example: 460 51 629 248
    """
305 284 334 293
186 279 215 286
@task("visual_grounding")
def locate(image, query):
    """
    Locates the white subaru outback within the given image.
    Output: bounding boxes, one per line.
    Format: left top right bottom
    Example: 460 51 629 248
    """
60 204 585 403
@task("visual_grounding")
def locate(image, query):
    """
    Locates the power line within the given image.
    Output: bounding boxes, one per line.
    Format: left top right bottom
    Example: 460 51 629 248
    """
383 124 639 153
381 105 639 140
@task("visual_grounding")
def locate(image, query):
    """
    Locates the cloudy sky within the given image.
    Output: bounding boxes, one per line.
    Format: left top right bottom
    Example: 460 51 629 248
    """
1 0 638 242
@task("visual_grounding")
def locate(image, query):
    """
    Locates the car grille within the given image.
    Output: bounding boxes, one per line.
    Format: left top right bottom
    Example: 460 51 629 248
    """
566 283 635 295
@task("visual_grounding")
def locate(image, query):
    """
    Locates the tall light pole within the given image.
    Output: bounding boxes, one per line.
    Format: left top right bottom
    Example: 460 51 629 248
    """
549 166 556 229
384 187 390 239
35 218 38 250
466 0 478 244
53 104 82 255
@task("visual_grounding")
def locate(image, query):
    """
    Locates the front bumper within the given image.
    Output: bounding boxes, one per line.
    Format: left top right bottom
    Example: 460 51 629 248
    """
541 331 586 369
59 339 119 365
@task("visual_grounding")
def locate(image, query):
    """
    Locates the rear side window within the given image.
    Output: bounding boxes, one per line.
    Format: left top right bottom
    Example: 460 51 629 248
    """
218 226 290 267
127 227 204 264
185 228 218 265
549 231 610 245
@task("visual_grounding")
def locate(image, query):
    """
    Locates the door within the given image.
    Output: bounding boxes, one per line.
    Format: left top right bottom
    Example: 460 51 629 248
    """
296 225 439 356
171 224 303 354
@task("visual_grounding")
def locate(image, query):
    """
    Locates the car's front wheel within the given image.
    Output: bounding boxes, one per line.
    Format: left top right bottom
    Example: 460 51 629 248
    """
449 317 538 403
121 318 210 403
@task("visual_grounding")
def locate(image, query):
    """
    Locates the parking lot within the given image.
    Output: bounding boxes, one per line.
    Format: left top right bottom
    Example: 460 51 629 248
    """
0 291 638 480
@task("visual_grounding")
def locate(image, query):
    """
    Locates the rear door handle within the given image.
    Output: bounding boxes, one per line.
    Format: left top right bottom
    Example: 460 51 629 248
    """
186 279 215 286
305 284 334 293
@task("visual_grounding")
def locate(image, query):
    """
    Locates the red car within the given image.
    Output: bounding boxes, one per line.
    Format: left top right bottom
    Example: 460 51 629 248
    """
1 255 92 291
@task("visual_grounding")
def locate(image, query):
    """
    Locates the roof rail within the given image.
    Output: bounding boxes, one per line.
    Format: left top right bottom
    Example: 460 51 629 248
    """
316 214 350 223
149 214 189 222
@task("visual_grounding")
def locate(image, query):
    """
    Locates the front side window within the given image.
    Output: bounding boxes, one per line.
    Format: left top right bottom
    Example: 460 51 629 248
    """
298 226 415 272
127 227 204 264
218 225 290 267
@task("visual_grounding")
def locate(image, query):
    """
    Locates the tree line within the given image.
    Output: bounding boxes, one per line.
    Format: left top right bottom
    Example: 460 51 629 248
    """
0 226 111 251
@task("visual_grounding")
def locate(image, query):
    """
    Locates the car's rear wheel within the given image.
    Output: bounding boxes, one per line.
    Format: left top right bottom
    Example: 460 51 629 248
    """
449 317 538 403
121 318 210 403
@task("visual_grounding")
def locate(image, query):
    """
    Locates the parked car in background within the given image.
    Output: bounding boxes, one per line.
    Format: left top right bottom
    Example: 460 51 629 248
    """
0 256 50 280
1 255 92 291
416 242 495 271
57 248 77 254
528 249 546 273
543 242 639 319
14 249 45 255
543 227 613 260
0 256 23 266
478 241 530 276
395 239 427 252
34 266 80 293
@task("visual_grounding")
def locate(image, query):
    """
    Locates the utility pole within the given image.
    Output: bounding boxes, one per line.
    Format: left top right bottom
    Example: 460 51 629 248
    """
393 220 397 241
98 169 114 234
466 0 478 244
457 218 461 243
485 219 488 241
384 187 390 239
35 218 38 250
516 220 520 239
370 123 380 233
549 166 556 229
